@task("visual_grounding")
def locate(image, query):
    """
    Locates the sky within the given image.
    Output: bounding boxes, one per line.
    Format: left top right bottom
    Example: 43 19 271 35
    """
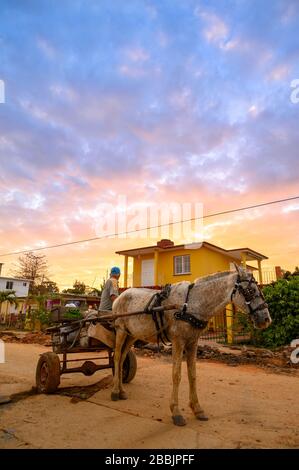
0 0 299 289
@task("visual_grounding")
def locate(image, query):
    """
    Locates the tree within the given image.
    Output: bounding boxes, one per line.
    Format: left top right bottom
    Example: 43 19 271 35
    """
283 266 299 280
86 287 101 297
12 252 48 293
0 290 18 324
34 280 60 295
62 280 86 295
99 276 108 294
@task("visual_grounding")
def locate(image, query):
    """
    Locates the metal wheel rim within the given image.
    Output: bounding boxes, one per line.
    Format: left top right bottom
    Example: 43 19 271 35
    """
40 362 49 385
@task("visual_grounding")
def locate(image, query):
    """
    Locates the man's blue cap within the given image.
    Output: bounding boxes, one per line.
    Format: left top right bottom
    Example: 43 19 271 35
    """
110 266 121 275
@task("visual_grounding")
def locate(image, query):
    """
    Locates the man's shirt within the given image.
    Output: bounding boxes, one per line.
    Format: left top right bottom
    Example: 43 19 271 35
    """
99 277 119 311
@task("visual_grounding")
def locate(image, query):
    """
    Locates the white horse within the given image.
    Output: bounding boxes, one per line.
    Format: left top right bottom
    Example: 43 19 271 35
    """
111 265 272 426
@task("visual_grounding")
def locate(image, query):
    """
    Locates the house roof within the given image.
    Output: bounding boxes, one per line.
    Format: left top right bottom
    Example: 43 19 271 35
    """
116 240 268 262
0 276 32 282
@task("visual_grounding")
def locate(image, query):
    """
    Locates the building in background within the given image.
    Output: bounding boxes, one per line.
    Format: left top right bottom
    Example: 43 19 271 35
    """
0 276 30 297
0 275 31 325
116 239 268 288
116 239 270 344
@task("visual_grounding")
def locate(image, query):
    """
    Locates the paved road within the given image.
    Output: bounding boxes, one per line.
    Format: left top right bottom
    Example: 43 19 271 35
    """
0 343 298 449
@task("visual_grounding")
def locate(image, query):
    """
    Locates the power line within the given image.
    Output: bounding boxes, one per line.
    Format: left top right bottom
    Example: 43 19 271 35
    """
0 195 298 257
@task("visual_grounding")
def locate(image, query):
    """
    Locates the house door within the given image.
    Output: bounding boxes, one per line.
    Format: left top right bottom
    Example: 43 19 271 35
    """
141 259 154 286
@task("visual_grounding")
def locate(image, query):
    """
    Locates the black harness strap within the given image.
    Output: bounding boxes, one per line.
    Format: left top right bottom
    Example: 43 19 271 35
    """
174 283 208 330
156 285 172 344
145 284 172 346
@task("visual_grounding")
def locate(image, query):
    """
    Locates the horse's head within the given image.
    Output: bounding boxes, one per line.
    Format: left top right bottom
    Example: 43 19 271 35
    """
231 264 272 329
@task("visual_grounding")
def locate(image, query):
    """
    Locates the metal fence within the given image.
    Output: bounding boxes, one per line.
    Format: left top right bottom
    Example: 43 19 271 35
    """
199 310 227 343
199 309 252 344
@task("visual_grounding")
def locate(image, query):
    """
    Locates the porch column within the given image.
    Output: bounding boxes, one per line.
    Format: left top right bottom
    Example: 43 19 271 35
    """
257 260 263 285
123 255 128 288
225 304 234 344
241 251 247 268
154 250 159 286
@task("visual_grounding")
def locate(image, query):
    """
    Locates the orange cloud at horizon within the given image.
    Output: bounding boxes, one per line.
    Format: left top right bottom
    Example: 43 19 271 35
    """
0 189 298 290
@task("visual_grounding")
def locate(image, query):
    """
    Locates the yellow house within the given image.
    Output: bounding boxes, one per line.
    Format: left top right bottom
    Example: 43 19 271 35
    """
116 239 267 288
116 239 268 343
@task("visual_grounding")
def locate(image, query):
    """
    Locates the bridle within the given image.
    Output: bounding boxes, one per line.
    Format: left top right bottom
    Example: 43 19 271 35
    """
231 274 268 321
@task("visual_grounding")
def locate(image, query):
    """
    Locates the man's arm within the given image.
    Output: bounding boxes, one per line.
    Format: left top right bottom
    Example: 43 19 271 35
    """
109 278 119 304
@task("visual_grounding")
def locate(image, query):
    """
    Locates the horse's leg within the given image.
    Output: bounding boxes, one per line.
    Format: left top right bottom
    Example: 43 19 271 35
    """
170 338 186 426
118 336 136 400
185 340 208 421
111 328 127 401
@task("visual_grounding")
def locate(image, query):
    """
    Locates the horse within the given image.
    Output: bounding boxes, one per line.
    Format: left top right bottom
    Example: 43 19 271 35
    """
111 264 272 426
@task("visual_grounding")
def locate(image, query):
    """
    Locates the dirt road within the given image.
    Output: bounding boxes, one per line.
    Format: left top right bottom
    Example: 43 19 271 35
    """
0 343 298 449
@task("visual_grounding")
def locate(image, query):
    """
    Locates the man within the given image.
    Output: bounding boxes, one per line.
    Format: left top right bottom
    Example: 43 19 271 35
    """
99 267 121 311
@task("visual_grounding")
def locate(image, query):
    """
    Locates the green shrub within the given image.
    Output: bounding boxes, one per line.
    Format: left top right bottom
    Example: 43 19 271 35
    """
63 307 83 320
251 276 299 348
36 309 51 325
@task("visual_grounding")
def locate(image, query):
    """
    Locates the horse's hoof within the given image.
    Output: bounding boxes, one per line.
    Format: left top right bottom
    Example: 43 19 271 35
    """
196 412 209 421
111 392 120 401
172 415 186 426
119 391 128 400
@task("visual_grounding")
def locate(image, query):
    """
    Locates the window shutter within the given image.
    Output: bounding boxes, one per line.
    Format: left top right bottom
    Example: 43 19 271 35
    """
174 255 190 274
183 255 190 273
174 256 182 274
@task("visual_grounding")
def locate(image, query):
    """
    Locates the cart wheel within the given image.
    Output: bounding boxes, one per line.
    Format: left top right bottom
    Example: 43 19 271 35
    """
122 350 137 384
36 352 60 393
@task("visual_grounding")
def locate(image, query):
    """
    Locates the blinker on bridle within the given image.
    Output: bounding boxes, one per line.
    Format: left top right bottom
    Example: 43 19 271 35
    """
231 274 268 319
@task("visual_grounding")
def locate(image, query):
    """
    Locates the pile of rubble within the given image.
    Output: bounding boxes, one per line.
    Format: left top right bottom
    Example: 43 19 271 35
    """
0 330 51 346
135 342 298 372
195 343 297 370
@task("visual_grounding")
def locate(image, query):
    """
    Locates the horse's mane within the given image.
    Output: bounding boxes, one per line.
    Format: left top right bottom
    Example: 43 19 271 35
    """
194 270 233 285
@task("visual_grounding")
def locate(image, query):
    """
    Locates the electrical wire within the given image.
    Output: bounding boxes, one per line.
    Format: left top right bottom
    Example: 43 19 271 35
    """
0 195 298 257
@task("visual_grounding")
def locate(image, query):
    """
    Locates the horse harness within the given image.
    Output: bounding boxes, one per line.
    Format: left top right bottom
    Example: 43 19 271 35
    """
174 283 208 329
144 284 172 345
146 283 208 346
230 274 268 320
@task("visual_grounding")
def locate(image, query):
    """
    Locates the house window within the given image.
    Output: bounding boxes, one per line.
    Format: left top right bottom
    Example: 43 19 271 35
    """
6 281 13 290
23 282 27 286
174 255 191 275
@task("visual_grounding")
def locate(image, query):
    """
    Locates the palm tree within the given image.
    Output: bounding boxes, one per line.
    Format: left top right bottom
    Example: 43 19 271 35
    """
0 290 18 325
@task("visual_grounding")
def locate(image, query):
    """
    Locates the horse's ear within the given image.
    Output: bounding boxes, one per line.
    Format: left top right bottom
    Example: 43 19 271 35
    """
233 262 242 274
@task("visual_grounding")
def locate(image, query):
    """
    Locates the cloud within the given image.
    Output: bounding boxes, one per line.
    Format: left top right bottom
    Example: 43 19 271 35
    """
0 0 298 283
195 7 229 46
268 64 291 81
124 47 150 63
